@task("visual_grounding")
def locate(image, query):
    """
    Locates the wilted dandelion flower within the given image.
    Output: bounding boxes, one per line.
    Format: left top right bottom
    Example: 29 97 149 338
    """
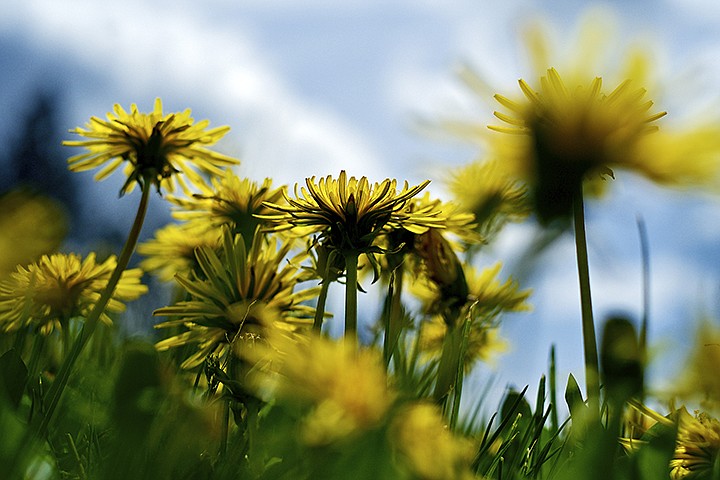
245 333 393 446
64 98 239 196
153 229 316 369
137 221 223 282
0 190 67 276
261 170 433 255
390 402 475 480
169 171 287 242
0 253 147 334
490 66 666 223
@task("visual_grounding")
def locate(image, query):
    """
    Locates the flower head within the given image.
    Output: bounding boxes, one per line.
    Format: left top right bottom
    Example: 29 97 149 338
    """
64 98 239 196
153 228 316 369
169 170 287 244
671 408 720 479
491 67 666 222
261 171 433 255
137 221 223 282
244 333 393 446
0 253 147 334
390 402 475 480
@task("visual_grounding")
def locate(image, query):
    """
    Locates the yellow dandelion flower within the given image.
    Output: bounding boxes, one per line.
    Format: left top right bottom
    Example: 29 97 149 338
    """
0 253 147 335
168 170 287 242
670 408 720 479
245 333 393 446
137 221 223 282
153 228 316 369
447 159 529 239
0 190 67 276
261 170 433 254
419 315 508 371
413 261 531 319
390 402 475 480
490 66 666 223
64 98 239 196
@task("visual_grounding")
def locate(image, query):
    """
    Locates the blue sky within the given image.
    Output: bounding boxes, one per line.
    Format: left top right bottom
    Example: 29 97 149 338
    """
3 0 720 413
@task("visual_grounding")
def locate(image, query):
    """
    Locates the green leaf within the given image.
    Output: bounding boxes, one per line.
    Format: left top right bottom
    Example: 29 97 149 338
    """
565 373 587 420
0 348 28 409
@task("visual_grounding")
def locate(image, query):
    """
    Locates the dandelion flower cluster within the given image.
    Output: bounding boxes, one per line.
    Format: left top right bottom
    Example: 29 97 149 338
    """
0 253 147 334
64 98 239 196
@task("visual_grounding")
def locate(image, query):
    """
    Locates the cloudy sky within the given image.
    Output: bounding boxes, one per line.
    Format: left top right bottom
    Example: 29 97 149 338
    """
3 0 720 413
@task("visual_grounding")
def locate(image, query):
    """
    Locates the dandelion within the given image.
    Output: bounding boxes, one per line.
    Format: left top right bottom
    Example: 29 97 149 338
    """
390 402 475 480
0 253 147 335
0 190 67 277
671 408 720 479
261 170 434 339
64 98 239 196
137 221 223 282
153 228 316 369
419 315 508 371
168 171 287 246
244 333 393 446
674 322 720 412
447 159 529 240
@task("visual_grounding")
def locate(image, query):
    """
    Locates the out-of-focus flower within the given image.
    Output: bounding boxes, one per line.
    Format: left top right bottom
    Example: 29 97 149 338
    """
447 159 529 239
0 253 147 334
674 322 720 412
390 402 475 480
169 171 287 243
419 315 508 371
490 66 666 223
137 221 223 282
413 260 531 322
261 170 435 255
245 333 393 446
0 190 67 277
64 98 239 196
153 229 315 369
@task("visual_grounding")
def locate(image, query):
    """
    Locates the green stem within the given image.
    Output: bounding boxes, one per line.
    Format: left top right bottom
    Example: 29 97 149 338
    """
572 190 599 412
433 321 464 409
35 182 151 438
313 278 331 333
343 251 359 341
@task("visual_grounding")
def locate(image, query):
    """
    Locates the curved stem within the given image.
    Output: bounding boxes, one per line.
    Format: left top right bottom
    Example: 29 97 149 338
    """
35 182 151 438
573 191 599 412
343 251 359 342
383 264 404 366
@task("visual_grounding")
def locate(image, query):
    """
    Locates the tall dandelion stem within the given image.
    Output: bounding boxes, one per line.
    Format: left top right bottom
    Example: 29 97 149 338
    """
573 190 599 411
344 251 359 341
37 181 152 437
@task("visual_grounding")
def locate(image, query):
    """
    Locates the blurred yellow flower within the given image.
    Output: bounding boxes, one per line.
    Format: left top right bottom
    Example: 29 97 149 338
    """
390 402 475 480
0 190 67 277
261 170 434 254
64 98 239 196
169 171 287 243
490 66 666 222
447 159 529 239
137 221 223 282
413 261 531 321
674 322 720 412
0 253 147 335
245 333 393 446
419 315 508 371
153 229 316 369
